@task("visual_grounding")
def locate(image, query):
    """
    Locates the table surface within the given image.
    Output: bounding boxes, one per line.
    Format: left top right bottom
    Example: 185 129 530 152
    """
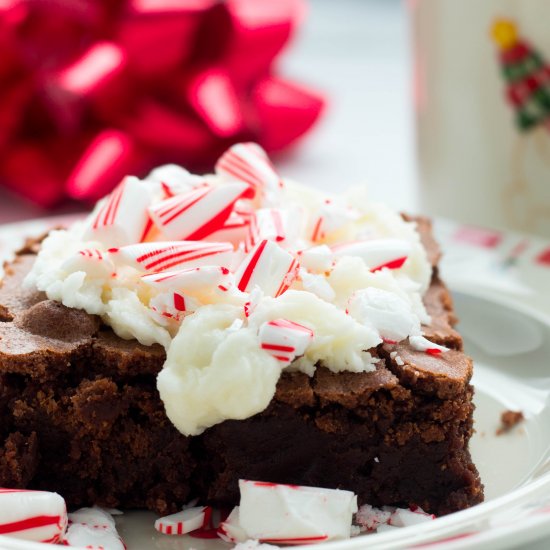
0 0 417 224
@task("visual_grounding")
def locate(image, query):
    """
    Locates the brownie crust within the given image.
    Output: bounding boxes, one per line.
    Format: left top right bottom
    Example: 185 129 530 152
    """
0 218 483 516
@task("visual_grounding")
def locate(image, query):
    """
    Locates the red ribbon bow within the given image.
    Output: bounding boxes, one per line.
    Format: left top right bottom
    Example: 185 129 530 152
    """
0 0 325 207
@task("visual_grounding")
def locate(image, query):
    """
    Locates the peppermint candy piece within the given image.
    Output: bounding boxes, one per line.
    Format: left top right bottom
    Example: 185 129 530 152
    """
204 212 255 250
238 480 358 543
217 507 248 544
148 182 250 241
66 507 124 550
215 142 283 204
332 239 411 272
84 176 155 246
235 240 299 297
154 506 212 536
309 200 359 242
251 207 302 250
388 507 435 527
147 164 206 197
149 291 200 325
347 288 420 343
354 504 391 532
258 319 314 365
142 266 233 294
298 245 334 273
409 335 449 355
61 248 115 279
0 488 67 544
109 241 233 273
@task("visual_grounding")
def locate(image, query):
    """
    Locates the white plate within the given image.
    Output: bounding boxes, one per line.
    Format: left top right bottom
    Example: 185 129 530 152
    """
1 216 550 550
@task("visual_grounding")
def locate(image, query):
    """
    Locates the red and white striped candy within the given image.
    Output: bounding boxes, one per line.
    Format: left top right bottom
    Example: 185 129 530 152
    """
409 335 449 355
215 142 283 204
258 319 314 365
84 176 155 246
0 488 67 544
108 241 234 273
238 480 357 543
142 266 233 294
147 164 206 198
249 207 301 250
66 507 125 550
235 240 299 297
332 238 411 272
154 506 212 536
204 212 255 249
217 507 248 544
149 291 200 324
61 248 115 278
148 182 249 241
309 200 359 242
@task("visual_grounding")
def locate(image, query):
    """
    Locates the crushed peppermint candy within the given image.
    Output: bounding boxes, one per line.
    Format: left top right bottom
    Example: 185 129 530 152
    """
154 506 212 536
0 488 67 544
65 507 125 550
150 484 437 546
258 318 314 366
409 335 450 355
26 141 435 437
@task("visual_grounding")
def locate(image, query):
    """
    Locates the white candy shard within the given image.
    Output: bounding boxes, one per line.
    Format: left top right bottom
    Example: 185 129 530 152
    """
235 240 299 297
298 245 334 273
259 318 314 366
109 241 234 273
154 506 211 536
238 480 358 543
217 507 248 544
148 182 249 241
84 176 155 246
309 200 359 242
409 335 449 355
332 238 411 272
61 248 115 279
0 488 67 544
66 507 124 550
347 288 421 343
388 507 435 527
147 164 205 197
215 142 283 204
354 504 391 531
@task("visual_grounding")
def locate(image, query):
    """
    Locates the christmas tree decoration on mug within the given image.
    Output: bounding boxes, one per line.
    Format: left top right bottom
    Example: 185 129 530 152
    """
492 18 550 132
491 18 550 233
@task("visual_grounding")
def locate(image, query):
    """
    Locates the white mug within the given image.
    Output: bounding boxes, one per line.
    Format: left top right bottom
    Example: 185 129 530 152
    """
412 0 550 237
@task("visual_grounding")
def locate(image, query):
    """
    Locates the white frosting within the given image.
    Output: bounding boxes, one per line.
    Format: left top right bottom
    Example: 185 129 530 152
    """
24 145 435 436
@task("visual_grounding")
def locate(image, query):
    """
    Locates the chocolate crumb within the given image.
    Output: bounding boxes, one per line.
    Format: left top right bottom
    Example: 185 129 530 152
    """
496 410 524 435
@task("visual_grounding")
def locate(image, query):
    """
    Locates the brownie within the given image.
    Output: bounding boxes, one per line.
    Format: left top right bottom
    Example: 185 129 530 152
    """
0 218 483 516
